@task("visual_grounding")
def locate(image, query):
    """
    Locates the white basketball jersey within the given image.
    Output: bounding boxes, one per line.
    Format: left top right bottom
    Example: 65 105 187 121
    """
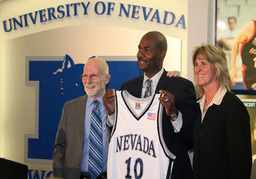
107 90 176 179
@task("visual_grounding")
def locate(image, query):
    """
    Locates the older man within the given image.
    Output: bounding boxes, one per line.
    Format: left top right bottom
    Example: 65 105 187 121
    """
53 57 111 179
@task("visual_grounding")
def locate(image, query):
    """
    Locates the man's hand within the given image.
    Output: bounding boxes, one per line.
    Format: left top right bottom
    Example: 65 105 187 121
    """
166 71 180 78
103 89 116 115
159 90 178 117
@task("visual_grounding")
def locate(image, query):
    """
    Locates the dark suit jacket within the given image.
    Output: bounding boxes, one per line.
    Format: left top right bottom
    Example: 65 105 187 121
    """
193 91 252 179
121 70 196 179
53 95 87 179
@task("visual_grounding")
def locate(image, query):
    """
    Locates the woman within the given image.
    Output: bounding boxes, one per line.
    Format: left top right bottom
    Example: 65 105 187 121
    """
192 44 252 179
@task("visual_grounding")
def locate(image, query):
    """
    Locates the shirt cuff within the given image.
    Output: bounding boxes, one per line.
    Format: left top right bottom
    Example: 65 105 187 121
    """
107 114 114 127
171 111 183 133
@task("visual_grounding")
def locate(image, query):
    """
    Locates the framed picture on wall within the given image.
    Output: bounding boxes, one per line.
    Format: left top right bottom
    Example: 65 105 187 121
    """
216 2 256 178
215 0 256 95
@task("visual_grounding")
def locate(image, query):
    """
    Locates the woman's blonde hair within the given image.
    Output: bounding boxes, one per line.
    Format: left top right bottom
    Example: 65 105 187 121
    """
192 44 232 97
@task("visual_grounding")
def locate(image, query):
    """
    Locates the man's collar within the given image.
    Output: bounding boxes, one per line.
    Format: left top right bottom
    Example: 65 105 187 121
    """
143 68 164 83
87 93 104 106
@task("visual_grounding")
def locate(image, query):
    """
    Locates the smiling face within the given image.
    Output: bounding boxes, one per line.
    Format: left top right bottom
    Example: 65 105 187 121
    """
82 59 110 99
194 54 218 90
137 32 166 78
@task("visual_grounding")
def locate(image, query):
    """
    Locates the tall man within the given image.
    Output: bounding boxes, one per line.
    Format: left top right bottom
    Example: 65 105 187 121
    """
104 31 196 178
53 57 111 179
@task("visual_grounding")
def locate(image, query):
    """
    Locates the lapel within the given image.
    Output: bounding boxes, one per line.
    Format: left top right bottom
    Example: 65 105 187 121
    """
77 95 87 142
132 75 144 98
201 105 215 125
155 69 168 93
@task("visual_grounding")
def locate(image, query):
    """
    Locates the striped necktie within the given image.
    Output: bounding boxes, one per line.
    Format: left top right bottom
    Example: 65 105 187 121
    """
88 100 103 179
144 79 152 98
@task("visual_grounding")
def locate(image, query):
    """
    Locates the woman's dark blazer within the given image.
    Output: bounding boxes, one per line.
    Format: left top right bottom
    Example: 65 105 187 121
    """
193 91 252 179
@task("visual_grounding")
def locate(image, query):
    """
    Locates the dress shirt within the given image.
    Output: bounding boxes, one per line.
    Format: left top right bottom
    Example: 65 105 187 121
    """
141 68 164 98
198 87 227 122
81 94 109 173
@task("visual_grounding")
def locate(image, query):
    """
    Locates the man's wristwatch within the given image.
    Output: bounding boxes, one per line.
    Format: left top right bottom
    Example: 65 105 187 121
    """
170 113 178 121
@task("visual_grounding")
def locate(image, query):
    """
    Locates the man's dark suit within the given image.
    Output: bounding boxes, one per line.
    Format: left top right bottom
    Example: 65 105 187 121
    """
121 70 196 179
